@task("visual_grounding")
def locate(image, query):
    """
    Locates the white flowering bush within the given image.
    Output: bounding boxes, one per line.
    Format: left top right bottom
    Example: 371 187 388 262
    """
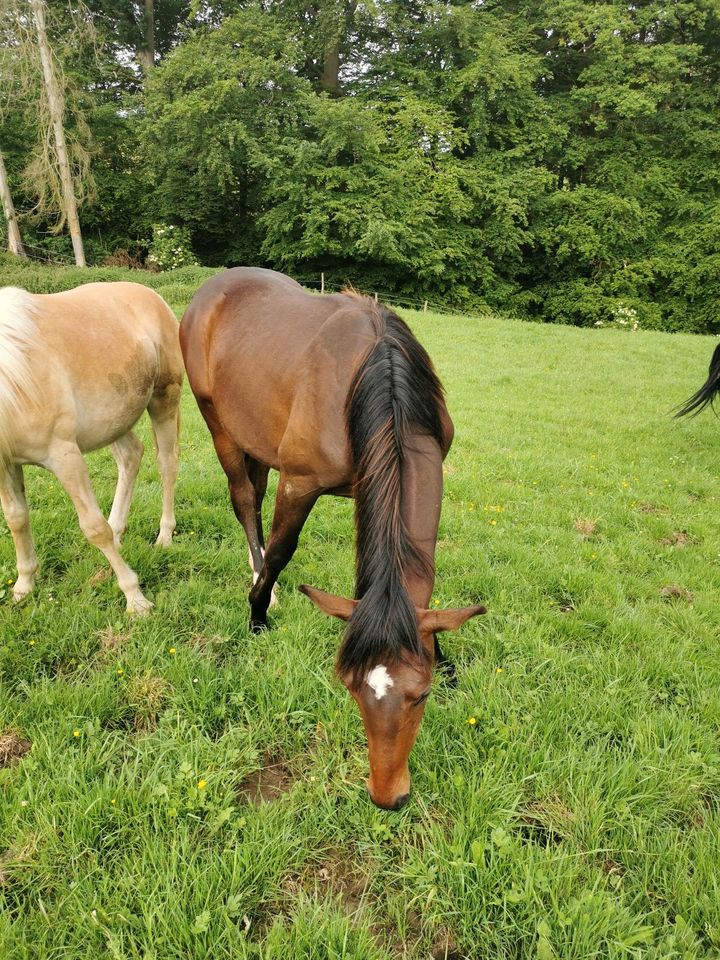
594 303 640 331
146 225 199 271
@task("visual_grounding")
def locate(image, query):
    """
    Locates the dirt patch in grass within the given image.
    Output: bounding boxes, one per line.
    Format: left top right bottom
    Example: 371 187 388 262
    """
315 853 370 915
659 531 695 547
95 625 129 661
574 517 597 538
238 760 294 805
519 796 575 847
294 851 461 958
0 730 31 768
637 502 666 514
660 584 694 603
430 934 464 960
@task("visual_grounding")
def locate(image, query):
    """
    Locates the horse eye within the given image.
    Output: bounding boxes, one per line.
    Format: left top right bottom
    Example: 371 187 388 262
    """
413 690 431 706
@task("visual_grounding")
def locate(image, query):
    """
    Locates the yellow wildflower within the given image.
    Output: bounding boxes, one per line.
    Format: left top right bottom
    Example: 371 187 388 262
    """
169 647 177 655
197 779 207 790
467 716 477 726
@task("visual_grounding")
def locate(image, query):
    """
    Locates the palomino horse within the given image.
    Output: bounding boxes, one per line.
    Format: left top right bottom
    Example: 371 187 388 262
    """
0 282 182 613
676 342 720 417
180 268 485 809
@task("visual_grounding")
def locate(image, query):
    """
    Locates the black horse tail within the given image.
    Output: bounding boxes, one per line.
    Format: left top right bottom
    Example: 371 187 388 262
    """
675 343 720 418
337 302 444 684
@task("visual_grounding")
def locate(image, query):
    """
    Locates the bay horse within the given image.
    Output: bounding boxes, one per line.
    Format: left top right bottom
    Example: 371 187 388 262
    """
0 282 182 614
676 342 720 417
180 268 485 809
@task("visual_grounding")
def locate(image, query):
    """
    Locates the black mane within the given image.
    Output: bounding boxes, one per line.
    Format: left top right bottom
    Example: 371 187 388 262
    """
337 300 445 683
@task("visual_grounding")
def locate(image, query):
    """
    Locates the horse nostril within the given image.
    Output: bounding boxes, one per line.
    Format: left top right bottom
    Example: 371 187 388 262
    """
392 793 410 810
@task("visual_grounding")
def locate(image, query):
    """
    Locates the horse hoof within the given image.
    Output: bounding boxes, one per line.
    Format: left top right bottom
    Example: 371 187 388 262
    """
127 596 154 616
11 589 30 604
155 533 173 548
250 618 267 634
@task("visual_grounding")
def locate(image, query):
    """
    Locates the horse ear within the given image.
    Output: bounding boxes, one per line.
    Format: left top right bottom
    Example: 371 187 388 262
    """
419 604 486 633
299 585 357 621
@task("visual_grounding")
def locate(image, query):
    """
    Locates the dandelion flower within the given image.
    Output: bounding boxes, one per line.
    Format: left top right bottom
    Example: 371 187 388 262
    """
169 647 177 655
197 779 207 790
73 729 80 738
467 716 477 726
496 667 503 674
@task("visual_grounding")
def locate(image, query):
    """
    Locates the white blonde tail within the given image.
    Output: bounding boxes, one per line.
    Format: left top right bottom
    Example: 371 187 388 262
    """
0 287 39 464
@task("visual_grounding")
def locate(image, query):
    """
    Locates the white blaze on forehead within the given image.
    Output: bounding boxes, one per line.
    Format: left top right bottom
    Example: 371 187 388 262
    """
366 665 394 700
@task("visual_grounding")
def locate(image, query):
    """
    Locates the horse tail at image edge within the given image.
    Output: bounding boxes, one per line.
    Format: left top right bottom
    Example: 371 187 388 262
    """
676 341 720 418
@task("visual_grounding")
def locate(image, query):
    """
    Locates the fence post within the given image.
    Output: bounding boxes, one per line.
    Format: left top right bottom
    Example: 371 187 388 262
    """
374 292 378 303
321 272 324 294
423 300 428 312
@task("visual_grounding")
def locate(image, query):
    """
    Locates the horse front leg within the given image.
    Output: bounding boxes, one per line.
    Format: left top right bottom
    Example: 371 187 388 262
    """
0 463 39 602
249 475 318 632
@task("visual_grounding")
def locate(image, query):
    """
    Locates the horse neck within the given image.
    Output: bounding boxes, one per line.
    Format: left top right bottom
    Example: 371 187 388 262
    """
354 431 443 610
399 434 443 609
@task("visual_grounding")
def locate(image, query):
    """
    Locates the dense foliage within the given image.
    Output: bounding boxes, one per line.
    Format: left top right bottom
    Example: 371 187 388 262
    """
2 0 719 330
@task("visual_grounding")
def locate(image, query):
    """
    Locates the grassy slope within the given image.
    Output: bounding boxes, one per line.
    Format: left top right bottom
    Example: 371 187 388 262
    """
0 260 719 959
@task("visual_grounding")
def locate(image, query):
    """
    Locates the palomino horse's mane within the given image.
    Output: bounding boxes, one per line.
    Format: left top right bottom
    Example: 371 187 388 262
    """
338 294 446 683
0 287 40 464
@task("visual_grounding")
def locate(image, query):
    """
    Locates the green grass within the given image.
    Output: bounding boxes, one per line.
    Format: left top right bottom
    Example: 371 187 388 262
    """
1 260 719 959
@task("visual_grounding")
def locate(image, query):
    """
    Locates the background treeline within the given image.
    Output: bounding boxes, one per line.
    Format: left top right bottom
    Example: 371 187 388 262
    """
1 0 719 331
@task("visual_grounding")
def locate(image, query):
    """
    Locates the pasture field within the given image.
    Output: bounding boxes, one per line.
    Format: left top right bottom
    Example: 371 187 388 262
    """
1 259 719 959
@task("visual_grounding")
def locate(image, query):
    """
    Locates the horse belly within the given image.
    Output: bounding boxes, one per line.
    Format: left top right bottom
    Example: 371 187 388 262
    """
70 341 158 452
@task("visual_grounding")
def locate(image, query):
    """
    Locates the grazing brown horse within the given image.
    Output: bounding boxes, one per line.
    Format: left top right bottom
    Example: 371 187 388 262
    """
180 268 485 809
0 282 182 613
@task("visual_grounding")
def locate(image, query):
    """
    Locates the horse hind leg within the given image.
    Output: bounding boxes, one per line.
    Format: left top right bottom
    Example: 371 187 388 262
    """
197 400 269 599
148 386 180 548
45 440 152 615
245 456 277 606
0 463 39 602
108 431 144 547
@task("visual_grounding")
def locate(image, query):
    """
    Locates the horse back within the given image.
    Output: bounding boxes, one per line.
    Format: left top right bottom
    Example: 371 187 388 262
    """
180 269 377 482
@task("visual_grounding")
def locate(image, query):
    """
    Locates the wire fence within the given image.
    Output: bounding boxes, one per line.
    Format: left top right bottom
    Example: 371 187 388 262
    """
14 242 75 266
4 248 486 320
294 274 488 319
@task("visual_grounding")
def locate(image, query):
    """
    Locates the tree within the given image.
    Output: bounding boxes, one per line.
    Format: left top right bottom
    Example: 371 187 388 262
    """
29 0 86 265
0 148 25 256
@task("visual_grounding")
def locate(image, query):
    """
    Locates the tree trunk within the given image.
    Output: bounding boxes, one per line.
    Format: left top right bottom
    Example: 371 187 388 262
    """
0 149 25 257
321 42 340 92
320 1 357 94
138 0 155 72
29 0 86 267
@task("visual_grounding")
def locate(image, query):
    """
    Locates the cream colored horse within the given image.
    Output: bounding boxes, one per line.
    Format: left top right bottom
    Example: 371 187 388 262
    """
0 282 183 613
